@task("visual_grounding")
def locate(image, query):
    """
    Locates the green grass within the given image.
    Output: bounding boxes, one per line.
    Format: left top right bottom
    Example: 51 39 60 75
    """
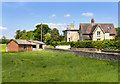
47 45 54 48
2 49 118 82
0 44 6 52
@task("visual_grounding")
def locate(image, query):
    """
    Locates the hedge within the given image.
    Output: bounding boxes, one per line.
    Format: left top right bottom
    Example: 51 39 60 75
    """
71 40 120 50
51 40 120 50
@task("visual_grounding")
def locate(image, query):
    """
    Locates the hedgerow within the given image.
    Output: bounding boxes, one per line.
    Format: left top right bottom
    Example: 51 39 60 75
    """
50 40 120 50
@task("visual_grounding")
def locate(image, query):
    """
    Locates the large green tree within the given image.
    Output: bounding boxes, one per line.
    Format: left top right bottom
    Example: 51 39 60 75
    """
0 36 10 44
15 30 26 39
50 28 59 41
34 24 51 41
20 31 34 40
58 34 64 42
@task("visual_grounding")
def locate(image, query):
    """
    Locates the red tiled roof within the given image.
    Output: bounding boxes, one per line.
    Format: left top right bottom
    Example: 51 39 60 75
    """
80 23 117 35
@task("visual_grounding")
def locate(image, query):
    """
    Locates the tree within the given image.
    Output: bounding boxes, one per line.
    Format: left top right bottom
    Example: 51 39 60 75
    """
118 27 120 36
20 31 34 40
1 36 10 44
1 36 6 44
58 35 64 42
15 30 21 39
44 35 52 45
34 24 51 41
15 30 26 39
21 30 26 35
115 27 120 35
50 28 59 41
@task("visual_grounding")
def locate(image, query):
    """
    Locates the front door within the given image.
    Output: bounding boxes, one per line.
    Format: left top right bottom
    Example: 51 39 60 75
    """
24 45 27 51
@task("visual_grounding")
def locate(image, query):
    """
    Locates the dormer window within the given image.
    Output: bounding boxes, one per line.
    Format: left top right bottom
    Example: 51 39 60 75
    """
108 27 112 29
97 31 100 35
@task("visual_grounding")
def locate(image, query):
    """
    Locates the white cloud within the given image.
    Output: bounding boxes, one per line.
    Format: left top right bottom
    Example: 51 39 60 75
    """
64 14 71 17
48 23 66 26
81 12 94 16
48 23 66 31
50 14 56 18
0 26 8 30
35 23 66 30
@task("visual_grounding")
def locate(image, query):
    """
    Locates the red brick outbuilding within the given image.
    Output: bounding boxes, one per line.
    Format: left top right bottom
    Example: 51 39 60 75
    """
7 39 32 52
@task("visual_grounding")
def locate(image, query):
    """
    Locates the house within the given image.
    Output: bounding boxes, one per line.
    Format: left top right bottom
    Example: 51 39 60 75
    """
63 19 117 41
80 19 117 41
62 24 79 42
6 39 46 52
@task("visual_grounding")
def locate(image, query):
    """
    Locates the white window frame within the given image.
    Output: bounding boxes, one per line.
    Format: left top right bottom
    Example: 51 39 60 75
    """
97 31 101 36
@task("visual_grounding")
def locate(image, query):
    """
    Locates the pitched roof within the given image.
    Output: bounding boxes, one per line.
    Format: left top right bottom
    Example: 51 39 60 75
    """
7 39 45 45
80 23 117 35
28 40 45 44
82 35 91 40
13 39 32 45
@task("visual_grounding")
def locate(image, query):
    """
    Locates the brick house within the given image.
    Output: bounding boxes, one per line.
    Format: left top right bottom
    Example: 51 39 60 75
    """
7 39 46 52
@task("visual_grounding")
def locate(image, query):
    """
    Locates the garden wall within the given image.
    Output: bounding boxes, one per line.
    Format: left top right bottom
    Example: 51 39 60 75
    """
56 45 71 49
46 47 120 61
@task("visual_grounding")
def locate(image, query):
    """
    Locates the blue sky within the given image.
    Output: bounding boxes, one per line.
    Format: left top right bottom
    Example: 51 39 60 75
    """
1 2 118 39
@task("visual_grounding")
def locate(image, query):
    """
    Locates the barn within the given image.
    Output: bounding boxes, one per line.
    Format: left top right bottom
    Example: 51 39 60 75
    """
6 39 46 52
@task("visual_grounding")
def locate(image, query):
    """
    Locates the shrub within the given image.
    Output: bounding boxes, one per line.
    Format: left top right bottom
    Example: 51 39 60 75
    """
49 40 120 50
71 40 120 50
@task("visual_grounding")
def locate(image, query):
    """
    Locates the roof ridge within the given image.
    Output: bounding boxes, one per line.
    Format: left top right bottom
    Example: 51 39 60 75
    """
80 23 114 24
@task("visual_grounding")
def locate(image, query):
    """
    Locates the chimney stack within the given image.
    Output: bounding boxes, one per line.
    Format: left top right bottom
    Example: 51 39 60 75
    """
91 18 95 24
70 24 74 29
67 25 69 30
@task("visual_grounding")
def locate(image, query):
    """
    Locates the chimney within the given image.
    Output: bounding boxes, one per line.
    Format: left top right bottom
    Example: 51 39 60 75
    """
67 25 69 30
91 18 95 24
70 24 74 29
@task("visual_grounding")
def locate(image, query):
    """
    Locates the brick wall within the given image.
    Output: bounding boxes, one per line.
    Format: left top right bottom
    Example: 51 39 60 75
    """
71 48 97 52
7 41 19 52
19 45 32 51
27 45 32 51
7 41 33 52
18 45 24 51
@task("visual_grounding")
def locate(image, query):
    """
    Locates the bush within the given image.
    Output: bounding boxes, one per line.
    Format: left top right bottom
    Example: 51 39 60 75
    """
70 40 120 50
49 40 120 50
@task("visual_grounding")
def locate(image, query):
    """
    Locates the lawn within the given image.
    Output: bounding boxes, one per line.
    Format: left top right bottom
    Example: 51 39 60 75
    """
1 44 118 82
0 44 6 52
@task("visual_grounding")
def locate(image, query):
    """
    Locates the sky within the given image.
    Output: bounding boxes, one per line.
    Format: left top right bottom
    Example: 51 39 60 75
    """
1 2 119 39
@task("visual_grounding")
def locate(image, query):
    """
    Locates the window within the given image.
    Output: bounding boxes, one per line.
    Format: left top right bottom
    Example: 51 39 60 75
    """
97 39 101 40
39 45 42 48
97 31 100 35
32 45 36 48
69 38 70 42
24 45 27 51
69 31 70 35
108 27 112 29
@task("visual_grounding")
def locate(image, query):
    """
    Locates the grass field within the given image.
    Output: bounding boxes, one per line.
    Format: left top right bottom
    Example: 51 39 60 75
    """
0 44 6 52
1 44 118 82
